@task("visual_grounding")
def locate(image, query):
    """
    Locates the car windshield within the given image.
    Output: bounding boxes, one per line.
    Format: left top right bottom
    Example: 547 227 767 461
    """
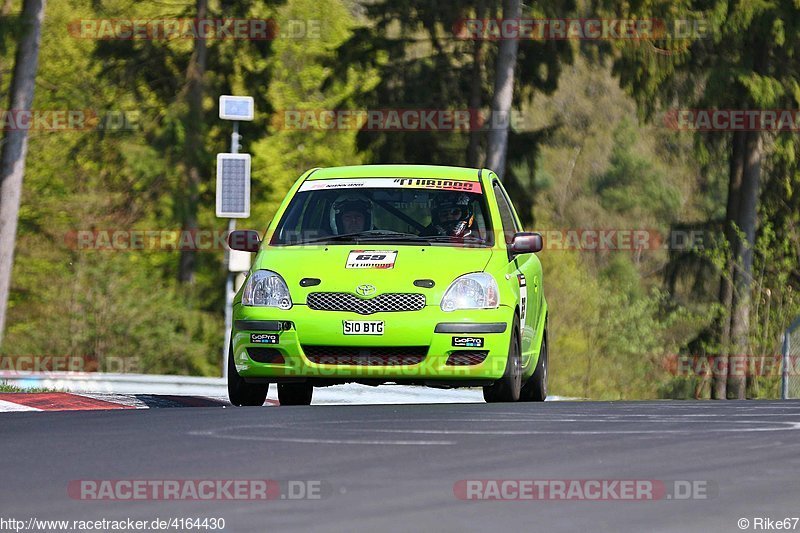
271 178 493 246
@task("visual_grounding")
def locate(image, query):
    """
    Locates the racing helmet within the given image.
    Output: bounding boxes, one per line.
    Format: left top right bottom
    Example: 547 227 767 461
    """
432 193 474 238
330 192 373 234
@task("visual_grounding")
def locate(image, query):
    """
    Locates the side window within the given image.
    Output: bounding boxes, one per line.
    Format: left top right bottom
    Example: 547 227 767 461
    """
493 183 519 244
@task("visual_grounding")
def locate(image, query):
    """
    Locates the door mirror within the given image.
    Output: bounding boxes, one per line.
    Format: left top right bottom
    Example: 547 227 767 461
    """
511 232 543 254
228 230 261 253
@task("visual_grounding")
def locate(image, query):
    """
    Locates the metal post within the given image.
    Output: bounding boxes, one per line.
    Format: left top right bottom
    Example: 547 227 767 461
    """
222 121 241 378
782 331 790 400
231 121 240 155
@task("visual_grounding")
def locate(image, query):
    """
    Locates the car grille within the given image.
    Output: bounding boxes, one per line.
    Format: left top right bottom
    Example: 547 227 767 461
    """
303 345 427 366
446 351 489 366
306 292 426 315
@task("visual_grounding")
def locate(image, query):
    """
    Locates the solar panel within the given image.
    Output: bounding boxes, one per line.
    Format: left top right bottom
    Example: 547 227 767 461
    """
216 153 251 218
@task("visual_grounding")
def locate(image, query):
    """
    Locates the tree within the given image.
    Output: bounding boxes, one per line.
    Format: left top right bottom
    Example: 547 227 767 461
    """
178 0 209 284
612 0 800 398
1 0 367 375
93 0 283 290
324 0 572 213
484 0 521 178
466 0 487 168
0 0 46 347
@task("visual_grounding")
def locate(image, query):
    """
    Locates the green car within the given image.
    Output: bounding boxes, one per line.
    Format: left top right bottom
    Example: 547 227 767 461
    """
227 165 548 405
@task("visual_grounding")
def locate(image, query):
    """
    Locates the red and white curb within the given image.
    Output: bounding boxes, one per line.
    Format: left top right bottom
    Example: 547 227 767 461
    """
0 386 564 412
0 392 263 412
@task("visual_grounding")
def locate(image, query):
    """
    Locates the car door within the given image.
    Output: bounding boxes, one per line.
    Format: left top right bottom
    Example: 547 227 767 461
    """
492 179 542 367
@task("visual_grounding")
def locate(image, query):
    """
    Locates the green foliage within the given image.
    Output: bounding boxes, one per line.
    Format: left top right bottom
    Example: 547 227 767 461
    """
545 242 675 399
2 0 365 376
3 0 799 398
0 383 56 392
593 119 681 222
248 0 374 228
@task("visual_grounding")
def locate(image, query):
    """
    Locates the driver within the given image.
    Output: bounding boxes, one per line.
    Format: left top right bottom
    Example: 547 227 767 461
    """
424 193 475 239
330 193 373 234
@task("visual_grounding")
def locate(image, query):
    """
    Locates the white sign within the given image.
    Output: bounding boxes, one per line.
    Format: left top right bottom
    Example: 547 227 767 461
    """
219 95 254 121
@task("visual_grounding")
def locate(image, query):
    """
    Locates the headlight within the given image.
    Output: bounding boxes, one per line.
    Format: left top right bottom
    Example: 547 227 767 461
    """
242 270 292 309
440 273 499 311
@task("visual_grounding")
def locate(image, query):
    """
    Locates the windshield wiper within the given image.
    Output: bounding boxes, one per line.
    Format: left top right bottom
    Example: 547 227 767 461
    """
299 230 420 244
296 230 486 245
350 232 431 242
352 233 488 245
417 235 487 244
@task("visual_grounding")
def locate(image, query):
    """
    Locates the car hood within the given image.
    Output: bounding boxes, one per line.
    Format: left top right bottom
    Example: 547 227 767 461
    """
253 244 494 305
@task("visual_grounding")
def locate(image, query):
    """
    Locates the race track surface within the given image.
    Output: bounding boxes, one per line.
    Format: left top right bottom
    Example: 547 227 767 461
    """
2 400 800 533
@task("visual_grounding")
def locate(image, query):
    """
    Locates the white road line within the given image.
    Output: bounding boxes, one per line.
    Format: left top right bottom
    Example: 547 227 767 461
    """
188 429 452 445
348 421 800 435
243 437 455 445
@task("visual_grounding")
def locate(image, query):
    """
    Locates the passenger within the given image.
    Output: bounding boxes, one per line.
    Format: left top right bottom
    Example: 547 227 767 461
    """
330 194 373 234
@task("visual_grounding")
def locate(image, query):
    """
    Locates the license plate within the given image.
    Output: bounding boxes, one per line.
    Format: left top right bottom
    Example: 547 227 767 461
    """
343 320 384 335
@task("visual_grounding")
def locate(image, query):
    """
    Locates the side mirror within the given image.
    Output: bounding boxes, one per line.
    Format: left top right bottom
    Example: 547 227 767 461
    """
511 232 543 254
228 230 261 253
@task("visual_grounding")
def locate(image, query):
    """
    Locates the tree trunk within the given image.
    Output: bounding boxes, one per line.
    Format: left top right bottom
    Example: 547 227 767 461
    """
713 130 745 399
728 130 762 399
466 0 485 168
484 0 520 179
178 0 208 284
0 0 46 348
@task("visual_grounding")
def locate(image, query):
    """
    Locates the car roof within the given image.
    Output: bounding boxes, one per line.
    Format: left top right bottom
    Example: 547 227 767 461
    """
304 164 486 182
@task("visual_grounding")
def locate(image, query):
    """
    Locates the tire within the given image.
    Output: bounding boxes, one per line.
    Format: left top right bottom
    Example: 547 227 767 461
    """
278 383 313 406
227 342 269 406
520 328 547 402
483 320 522 403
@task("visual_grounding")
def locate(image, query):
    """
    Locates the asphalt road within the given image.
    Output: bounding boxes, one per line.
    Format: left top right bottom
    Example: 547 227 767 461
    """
2 400 800 533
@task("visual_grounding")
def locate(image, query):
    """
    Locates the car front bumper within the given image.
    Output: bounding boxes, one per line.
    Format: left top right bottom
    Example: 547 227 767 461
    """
231 304 516 384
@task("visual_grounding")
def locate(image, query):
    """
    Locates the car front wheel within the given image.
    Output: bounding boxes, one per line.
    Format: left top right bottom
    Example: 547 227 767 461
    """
520 328 547 402
227 342 269 406
483 320 522 403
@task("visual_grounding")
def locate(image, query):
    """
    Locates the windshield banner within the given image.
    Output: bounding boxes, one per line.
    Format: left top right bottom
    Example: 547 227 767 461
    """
299 178 482 193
